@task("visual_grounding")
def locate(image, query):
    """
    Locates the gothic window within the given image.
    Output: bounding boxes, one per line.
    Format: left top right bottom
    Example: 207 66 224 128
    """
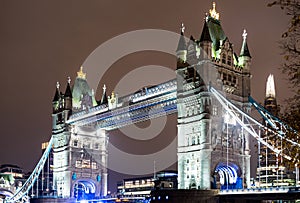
75 160 82 168
213 106 218 116
228 75 232 82
233 76 237 84
187 159 189 164
222 53 226 64
223 73 227 81
94 143 99 150
84 143 90 149
92 162 97 169
82 159 91 168
73 140 78 147
192 136 196 145
227 55 232 66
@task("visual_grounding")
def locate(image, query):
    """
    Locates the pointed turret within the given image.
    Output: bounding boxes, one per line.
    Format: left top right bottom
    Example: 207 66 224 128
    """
176 23 187 66
238 29 251 71
52 82 60 113
177 23 187 52
199 20 212 59
100 84 108 105
240 29 251 58
64 77 72 97
53 82 60 102
64 77 73 111
199 20 212 43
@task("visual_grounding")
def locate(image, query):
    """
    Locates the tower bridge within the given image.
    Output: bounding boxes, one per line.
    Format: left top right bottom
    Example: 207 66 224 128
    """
3 2 300 203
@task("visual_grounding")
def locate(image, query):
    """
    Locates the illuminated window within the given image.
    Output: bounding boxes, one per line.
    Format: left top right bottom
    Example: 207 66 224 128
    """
92 162 97 169
75 160 82 168
213 106 218 115
82 159 91 168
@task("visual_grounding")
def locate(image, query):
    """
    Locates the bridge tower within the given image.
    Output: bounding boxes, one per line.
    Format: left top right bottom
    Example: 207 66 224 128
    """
52 67 108 199
176 2 252 190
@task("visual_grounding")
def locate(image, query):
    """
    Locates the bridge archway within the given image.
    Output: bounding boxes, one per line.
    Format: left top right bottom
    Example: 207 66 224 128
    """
73 179 97 201
212 162 242 190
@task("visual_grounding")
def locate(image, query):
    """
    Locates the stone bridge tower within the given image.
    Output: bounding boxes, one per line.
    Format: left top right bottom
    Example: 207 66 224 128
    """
52 67 108 199
176 2 252 190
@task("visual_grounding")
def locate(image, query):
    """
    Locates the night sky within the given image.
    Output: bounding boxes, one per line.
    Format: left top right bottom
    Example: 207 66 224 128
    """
0 0 292 192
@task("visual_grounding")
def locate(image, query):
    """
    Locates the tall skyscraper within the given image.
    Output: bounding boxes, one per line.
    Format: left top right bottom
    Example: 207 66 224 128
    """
256 74 293 187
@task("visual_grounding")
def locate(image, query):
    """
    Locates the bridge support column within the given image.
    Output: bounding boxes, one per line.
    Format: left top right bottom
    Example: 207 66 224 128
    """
101 172 108 197
199 149 212 189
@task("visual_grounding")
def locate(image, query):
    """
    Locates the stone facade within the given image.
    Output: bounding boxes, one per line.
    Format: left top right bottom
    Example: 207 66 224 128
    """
176 3 252 190
52 70 108 199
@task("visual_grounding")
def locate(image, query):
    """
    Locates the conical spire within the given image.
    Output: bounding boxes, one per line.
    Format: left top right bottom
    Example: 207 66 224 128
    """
176 23 187 52
240 29 251 58
53 82 60 102
266 74 276 98
100 84 108 105
199 20 212 42
64 77 72 98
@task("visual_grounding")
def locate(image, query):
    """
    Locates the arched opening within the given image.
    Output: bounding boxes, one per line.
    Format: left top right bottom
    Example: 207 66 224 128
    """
73 180 96 201
212 162 242 190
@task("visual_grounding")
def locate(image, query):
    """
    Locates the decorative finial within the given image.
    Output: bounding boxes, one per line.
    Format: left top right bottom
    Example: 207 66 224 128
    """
56 81 60 89
67 76 71 84
103 84 106 91
209 2 220 20
180 23 185 34
242 29 248 41
77 66 86 79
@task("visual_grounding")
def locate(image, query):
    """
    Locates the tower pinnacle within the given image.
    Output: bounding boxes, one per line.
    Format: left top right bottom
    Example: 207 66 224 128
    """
180 23 185 34
242 29 247 41
209 2 220 20
77 66 86 79
266 74 276 98
240 29 251 58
